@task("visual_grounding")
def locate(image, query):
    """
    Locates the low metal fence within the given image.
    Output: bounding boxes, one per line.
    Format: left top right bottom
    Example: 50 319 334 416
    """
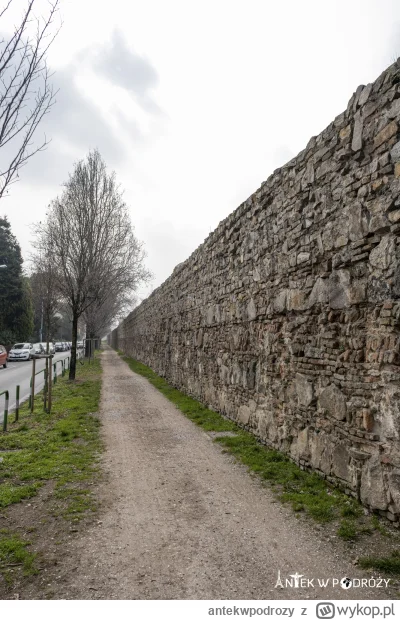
29 367 47 411
27 355 53 415
1 385 22 431
1 352 82 431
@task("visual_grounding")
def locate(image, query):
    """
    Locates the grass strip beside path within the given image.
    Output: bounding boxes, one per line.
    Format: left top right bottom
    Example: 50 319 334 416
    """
119 352 400 575
0 356 103 583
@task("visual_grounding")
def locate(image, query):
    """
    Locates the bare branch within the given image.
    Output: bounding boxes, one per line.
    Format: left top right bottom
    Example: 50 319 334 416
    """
0 0 62 197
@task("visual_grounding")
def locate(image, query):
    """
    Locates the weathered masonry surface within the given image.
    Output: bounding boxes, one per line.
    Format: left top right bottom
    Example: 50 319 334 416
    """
113 61 400 521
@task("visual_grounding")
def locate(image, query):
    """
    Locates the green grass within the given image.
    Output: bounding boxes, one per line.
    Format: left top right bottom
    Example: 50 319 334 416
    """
0 530 37 580
337 518 358 541
359 551 400 575
0 482 39 507
118 352 370 529
0 357 102 584
53 487 96 520
0 356 103 585
0 358 102 512
370 514 391 536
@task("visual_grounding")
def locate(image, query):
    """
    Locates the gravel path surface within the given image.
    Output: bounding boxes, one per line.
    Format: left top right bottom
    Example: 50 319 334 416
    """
57 350 394 599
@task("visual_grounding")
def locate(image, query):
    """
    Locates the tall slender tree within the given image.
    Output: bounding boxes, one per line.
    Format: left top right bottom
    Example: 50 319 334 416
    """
34 149 151 379
0 216 33 343
29 257 61 347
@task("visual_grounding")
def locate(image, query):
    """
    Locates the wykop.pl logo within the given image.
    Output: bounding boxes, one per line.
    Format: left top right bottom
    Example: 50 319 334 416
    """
316 603 335 619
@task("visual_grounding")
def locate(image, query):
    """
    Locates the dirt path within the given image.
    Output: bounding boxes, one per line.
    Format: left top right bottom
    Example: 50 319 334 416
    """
52 349 395 599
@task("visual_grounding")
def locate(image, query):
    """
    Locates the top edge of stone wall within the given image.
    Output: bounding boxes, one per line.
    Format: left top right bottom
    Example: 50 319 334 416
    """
124 58 400 321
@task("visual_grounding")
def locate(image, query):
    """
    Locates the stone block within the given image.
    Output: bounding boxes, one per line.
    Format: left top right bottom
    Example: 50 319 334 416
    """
380 384 400 441
329 270 351 309
360 456 388 511
237 405 251 426
220 365 230 384
352 111 363 151
196 328 203 347
388 98 400 119
296 427 310 459
374 121 398 149
340 125 351 140
369 235 396 270
288 290 306 311
390 140 400 162
362 410 374 432
319 384 347 421
294 373 314 407
388 208 400 222
388 468 400 514
331 443 350 481
273 290 287 314
297 252 310 264
247 298 257 321
358 83 372 107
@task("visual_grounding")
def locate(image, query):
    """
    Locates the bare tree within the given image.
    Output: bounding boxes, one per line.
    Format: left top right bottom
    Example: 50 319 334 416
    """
0 0 61 198
83 290 137 354
35 149 151 379
30 244 61 349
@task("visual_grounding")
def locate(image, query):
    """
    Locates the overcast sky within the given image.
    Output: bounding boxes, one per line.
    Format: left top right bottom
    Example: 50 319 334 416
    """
1 0 400 302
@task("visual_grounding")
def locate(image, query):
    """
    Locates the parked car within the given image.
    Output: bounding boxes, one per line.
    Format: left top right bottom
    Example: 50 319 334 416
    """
0 345 7 368
32 343 44 357
55 342 64 352
39 342 55 355
77 340 84 349
8 343 34 361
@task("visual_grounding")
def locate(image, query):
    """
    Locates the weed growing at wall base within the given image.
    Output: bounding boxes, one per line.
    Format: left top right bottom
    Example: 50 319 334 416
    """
119 352 399 571
359 552 400 575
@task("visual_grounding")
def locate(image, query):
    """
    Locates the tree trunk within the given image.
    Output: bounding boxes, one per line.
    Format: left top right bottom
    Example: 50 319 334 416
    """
69 312 79 380
45 311 51 353
85 330 93 358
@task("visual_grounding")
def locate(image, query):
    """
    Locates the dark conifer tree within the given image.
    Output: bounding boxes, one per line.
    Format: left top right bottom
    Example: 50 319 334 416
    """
0 217 33 344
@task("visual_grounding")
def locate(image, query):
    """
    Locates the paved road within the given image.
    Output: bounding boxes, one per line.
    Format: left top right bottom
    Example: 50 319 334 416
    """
0 351 73 415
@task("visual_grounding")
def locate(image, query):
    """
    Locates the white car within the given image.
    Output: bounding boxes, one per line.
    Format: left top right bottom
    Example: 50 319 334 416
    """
8 343 34 361
32 343 44 357
40 342 55 355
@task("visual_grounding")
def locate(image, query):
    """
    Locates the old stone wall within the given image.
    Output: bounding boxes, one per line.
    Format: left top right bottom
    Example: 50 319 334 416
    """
112 60 400 521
